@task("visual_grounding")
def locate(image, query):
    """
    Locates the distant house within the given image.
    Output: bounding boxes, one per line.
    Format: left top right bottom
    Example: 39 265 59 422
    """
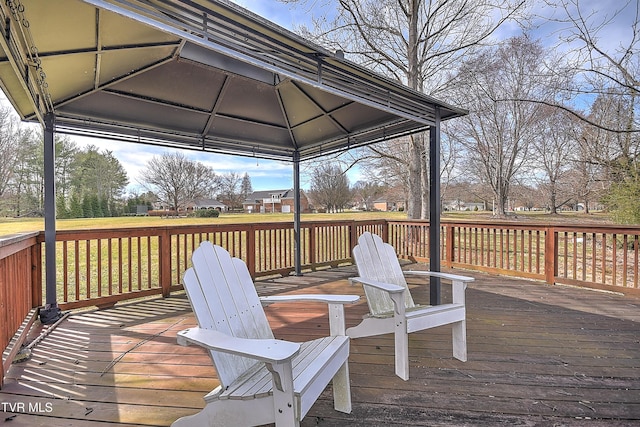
373 198 405 212
443 200 486 211
188 199 228 212
135 205 149 216
243 189 309 213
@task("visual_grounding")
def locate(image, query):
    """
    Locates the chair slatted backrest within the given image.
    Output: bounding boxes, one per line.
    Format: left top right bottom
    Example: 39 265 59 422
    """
352 232 416 316
184 241 274 388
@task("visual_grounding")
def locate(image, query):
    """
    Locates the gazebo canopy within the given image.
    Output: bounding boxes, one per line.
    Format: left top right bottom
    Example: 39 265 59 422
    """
0 0 466 161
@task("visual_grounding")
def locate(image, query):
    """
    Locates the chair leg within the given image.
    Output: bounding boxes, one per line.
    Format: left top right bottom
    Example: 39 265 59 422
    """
332 361 352 413
269 361 298 427
395 324 409 381
452 319 467 362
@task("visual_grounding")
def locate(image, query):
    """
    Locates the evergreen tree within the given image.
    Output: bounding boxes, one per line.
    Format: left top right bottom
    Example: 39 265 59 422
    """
71 145 128 216
69 193 83 218
241 173 252 199
56 193 69 219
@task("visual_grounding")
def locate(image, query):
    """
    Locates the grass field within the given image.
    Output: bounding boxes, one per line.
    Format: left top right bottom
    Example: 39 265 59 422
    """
0 210 614 237
0 211 407 235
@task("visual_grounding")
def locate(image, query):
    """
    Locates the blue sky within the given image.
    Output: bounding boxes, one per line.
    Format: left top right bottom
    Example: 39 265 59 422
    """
2 0 635 196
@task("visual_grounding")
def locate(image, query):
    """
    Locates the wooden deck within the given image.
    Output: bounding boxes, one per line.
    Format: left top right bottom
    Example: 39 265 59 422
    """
2 266 639 426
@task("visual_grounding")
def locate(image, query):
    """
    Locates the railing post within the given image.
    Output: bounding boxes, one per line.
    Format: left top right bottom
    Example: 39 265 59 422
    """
381 220 389 243
309 222 316 269
349 220 358 255
445 223 455 268
32 240 43 308
545 226 557 285
247 225 256 278
159 228 172 297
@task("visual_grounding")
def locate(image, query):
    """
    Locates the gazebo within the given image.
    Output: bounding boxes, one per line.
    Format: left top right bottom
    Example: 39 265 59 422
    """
0 0 466 321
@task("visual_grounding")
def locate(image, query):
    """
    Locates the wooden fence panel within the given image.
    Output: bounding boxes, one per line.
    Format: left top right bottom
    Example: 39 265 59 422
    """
1 233 40 388
554 226 640 292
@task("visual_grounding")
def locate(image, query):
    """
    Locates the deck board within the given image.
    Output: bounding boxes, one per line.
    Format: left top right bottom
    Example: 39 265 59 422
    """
2 266 639 426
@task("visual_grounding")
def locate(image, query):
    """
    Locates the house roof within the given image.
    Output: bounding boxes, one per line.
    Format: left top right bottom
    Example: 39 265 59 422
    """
194 198 226 208
0 0 467 162
243 189 299 204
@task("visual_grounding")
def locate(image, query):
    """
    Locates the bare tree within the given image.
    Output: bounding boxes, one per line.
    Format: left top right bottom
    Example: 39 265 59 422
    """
580 92 639 219
218 172 244 210
309 164 351 212
140 151 218 214
3 125 38 216
281 0 527 218
350 138 410 208
451 36 551 216
522 0 640 135
581 94 639 179
352 181 385 211
531 107 580 214
510 182 540 211
0 106 25 199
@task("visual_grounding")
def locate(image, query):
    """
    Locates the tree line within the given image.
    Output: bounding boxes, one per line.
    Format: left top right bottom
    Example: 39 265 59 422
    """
307 163 392 213
0 117 254 218
0 110 129 218
138 151 253 213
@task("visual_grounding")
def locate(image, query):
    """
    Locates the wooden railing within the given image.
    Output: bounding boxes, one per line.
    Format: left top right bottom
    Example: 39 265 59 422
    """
4 219 640 312
1 232 41 388
2 218 639 385
386 220 640 294
551 225 640 291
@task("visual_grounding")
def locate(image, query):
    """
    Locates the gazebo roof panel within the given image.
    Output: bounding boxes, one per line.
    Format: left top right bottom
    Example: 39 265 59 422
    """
27 1 97 52
109 59 225 111
206 116 291 146
58 91 211 134
215 78 289 128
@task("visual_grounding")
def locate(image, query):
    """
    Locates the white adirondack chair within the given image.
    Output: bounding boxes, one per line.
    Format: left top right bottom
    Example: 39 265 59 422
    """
172 241 359 427
347 232 474 380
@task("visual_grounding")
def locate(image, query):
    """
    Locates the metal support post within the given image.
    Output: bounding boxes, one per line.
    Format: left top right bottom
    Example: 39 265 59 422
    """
429 106 442 305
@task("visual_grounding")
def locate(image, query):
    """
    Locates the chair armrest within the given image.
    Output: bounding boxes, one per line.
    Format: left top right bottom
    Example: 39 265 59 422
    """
349 277 405 293
260 294 360 305
349 277 406 319
404 270 472 305
404 270 475 283
260 294 360 336
176 328 300 363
